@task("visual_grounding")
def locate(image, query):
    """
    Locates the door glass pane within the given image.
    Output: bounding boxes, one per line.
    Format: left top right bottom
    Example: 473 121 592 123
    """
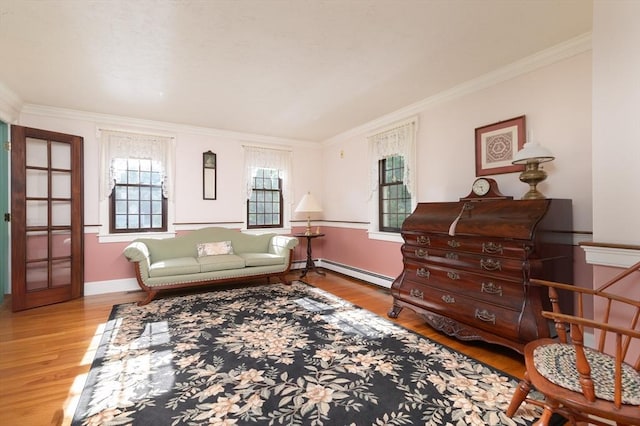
51 171 71 198
26 231 48 261
26 169 48 197
51 259 71 287
26 200 48 227
52 230 71 258
26 137 48 168
26 261 48 291
51 201 70 227
51 142 70 169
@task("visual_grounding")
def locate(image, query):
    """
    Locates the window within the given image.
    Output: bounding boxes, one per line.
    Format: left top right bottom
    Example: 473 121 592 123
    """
110 158 167 233
367 118 417 235
243 146 291 229
99 130 174 236
247 168 283 228
379 156 411 232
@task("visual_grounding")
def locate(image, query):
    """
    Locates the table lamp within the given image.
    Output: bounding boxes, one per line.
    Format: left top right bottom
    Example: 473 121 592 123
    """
511 141 555 199
295 192 322 235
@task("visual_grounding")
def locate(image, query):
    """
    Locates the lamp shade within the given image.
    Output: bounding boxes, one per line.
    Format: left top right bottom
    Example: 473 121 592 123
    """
512 142 555 164
295 192 323 213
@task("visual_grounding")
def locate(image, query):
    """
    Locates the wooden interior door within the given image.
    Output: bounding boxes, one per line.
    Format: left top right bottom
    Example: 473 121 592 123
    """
11 125 84 311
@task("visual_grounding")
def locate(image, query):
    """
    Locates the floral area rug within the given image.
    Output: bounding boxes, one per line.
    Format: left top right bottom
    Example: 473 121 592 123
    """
72 281 543 426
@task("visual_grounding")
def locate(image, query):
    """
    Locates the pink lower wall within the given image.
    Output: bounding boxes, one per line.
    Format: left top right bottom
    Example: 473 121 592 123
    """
84 235 133 282
86 226 589 293
291 226 404 280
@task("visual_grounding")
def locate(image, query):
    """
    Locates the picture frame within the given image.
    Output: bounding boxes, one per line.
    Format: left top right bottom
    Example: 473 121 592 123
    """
203 151 217 200
475 115 526 176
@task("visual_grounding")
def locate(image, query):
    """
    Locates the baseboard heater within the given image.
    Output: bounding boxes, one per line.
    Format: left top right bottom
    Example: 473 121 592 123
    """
292 258 393 289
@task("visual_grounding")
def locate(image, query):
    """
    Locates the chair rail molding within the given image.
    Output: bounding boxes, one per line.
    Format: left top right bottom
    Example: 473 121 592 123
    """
581 242 640 268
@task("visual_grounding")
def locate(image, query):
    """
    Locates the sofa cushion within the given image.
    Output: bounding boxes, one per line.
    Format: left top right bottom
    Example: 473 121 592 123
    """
141 237 197 263
239 253 285 267
198 254 246 272
230 232 275 254
149 257 200 277
197 241 234 257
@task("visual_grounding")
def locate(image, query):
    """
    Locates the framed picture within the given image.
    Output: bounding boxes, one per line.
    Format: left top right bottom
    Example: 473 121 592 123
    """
475 115 526 176
203 151 216 200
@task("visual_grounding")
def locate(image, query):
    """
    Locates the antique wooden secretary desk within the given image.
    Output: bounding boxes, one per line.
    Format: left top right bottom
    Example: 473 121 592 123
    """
388 179 573 354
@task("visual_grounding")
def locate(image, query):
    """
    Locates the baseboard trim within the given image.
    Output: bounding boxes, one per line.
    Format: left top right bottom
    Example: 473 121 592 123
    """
84 278 140 296
86 260 394 296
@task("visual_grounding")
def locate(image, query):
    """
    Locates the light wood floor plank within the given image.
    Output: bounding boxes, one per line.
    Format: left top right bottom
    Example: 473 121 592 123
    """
0 271 525 425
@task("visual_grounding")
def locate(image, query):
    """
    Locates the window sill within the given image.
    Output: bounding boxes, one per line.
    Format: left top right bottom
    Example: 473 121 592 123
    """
98 231 176 244
368 230 403 243
243 227 292 235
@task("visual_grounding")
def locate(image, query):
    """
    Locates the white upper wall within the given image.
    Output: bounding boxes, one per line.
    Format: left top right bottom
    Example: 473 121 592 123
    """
322 51 593 233
13 108 323 229
592 1 640 245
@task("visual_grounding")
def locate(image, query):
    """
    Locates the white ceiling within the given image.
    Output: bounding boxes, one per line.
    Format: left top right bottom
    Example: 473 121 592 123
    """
0 0 592 142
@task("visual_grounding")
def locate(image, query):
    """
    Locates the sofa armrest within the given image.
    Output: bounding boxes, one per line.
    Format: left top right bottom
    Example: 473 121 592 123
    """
123 241 152 279
269 235 299 256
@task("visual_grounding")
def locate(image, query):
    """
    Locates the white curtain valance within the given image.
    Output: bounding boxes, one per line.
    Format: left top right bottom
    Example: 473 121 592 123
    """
99 130 175 201
367 120 417 199
243 146 292 200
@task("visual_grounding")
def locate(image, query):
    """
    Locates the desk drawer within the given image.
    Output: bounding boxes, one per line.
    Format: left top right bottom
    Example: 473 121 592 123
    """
397 280 521 340
402 232 530 259
403 261 524 311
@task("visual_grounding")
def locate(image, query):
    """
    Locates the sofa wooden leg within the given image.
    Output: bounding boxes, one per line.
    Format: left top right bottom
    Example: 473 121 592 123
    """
137 290 157 306
281 274 292 285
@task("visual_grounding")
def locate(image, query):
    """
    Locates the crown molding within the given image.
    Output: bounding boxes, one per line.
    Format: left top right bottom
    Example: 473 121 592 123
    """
0 81 22 124
323 32 592 146
19 104 319 148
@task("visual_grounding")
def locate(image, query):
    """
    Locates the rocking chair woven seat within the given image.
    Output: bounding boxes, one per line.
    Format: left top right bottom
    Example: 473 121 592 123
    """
506 261 640 426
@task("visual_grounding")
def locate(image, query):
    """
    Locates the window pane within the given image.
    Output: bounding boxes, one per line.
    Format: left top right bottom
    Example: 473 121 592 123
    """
115 186 127 199
115 201 127 214
140 171 151 185
140 215 151 228
115 215 127 229
128 215 139 228
140 187 151 200
128 170 139 184
128 187 139 200
140 201 151 214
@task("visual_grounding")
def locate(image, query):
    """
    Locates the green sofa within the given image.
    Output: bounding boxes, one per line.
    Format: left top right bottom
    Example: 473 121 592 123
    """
123 227 299 305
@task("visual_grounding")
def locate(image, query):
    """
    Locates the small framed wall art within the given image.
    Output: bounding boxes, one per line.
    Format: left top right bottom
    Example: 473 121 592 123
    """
475 115 526 176
203 151 217 200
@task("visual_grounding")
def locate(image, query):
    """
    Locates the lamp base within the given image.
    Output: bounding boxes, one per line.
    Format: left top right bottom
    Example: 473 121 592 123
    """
304 217 312 235
518 162 548 200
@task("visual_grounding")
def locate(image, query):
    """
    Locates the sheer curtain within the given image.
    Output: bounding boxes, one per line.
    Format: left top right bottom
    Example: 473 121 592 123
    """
367 118 418 200
243 145 292 201
99 130 175 201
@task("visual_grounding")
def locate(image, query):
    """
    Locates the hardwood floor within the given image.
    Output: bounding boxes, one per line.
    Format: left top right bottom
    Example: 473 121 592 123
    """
0 271 526 426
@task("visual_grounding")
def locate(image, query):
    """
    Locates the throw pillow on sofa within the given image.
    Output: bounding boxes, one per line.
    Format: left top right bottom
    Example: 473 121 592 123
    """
197 241 234 257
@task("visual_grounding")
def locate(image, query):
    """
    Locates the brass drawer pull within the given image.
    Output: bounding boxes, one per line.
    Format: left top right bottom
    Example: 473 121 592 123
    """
441 294 455 304
447 239 461 248
417 235 430 245
481 281 503 296
482 242 503 254
410 288 424 299
415 248 428 258
447 271 460 280
445 252 459 260
480 258 501 271
416 268 430 278
475 309 496 324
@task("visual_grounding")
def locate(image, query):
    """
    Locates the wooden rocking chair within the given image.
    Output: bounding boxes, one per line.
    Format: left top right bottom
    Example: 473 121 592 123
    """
506 261 640 426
